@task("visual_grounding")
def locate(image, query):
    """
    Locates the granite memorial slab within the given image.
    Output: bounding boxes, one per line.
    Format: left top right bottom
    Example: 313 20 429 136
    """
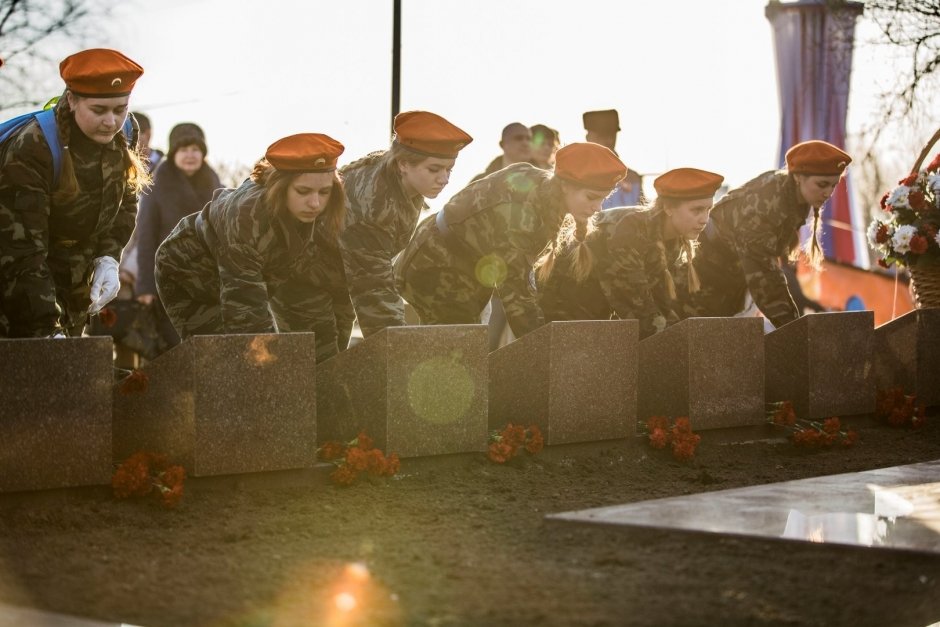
548 460 940 556
638 317 765 430
765 311 874 419
873 308 940 407
317 325 488 458
0 601 141 626
489 320 638 444
0 337 112 493
112 333 317 476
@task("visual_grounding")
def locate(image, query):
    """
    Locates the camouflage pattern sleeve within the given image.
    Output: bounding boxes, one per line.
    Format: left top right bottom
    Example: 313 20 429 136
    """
338 220 405 337
216 241 277 334
598 239 669 339
731 208 800 329
496 242 544 337
0 123 61 336
94 179 138 262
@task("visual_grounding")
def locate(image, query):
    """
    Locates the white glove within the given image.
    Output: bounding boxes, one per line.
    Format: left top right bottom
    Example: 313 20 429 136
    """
88 256 121 314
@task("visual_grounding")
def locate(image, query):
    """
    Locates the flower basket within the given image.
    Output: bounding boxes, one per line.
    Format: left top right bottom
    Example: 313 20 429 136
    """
869 127 940 309
909 263 940 308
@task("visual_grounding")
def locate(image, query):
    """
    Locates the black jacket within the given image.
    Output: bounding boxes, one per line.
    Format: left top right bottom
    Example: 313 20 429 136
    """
135 160 221 295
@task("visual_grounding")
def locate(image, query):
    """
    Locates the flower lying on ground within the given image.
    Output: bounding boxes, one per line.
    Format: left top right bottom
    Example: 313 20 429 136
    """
876 386 927 429
317 431 400 486
868 152 940 269
487 423 544 463
642 416 701 461
112 451 186 509
766 401 859 448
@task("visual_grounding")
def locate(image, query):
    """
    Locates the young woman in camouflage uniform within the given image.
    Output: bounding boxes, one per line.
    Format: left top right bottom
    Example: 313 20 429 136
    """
687 140 851 330
394 143 626 340
0 48 148 338
537 168 724 339
154 133 347 362
333 111 472 346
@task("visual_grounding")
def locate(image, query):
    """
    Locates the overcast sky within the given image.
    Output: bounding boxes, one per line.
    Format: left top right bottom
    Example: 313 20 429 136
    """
19 0 940 212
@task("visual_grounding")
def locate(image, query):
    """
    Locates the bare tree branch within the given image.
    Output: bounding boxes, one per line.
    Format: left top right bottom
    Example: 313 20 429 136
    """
0 0 106 112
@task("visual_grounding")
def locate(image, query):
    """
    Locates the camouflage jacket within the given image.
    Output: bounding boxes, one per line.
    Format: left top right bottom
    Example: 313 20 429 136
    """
538 207 683 338
0 114 138 336
188 179 318 333
400 163 564 337
692 170 806 328
338 152 427 337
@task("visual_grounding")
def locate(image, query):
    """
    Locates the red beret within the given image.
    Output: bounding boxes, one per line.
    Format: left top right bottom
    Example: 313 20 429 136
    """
60 49 143 97
554 142 627 191
265 133 345 173
394 111 472 159
654 168 724 199
785 140 851 175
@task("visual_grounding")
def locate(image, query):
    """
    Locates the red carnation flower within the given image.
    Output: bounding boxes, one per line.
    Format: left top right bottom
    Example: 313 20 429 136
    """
330 465 358 486
98 307 118 328
649 427 668 449
119 369 149 395
901 173 918 186
487 441 514 463
879 192 889 209
345 447 369 472
822 417 841 434
909 190 927 211
910 235 929 254
355 430 374 451
875 224 889 244
382 453 401 477
525 427 544 455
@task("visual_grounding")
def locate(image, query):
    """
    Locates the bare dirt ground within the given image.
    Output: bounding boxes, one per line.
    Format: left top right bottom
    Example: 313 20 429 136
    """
1 416 939 627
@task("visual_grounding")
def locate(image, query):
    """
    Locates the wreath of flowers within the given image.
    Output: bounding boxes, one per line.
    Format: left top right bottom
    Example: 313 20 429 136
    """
868 152 940 268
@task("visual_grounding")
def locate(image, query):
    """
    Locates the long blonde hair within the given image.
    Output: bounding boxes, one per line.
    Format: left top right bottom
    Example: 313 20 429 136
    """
787 172 838 271
653 197 701 296
52 91 151 206
534 214 595 283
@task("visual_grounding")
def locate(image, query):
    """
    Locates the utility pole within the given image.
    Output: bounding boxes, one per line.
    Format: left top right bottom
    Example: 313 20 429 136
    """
391 0 401 134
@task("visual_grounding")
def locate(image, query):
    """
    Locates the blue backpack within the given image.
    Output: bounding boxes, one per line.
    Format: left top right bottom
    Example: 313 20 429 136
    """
0 105 134 186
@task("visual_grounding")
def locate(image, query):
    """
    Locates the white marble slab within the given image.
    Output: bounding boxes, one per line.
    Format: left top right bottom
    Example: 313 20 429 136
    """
0 602 141 626
548 460 940 555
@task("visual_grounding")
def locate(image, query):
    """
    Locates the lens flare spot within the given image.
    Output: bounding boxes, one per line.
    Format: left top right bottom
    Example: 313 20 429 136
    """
345 562 370 582
334 592 357 612
407 355 475 424
506 172 536 194
475 254 507 288
245 335 277 366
